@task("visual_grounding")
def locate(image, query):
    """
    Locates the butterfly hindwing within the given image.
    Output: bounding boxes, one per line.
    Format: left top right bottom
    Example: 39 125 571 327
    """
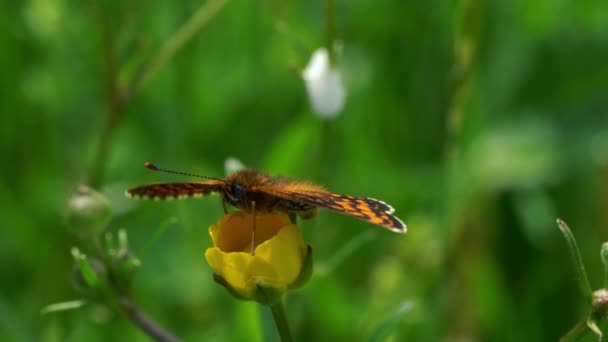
126 181 224 200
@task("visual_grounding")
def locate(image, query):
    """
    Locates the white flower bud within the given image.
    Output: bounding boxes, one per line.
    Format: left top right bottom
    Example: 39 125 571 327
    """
302 48 346 119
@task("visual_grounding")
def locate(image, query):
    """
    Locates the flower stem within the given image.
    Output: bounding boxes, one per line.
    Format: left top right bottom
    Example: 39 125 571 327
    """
324 0 335 66
556 218 593 298
269 301 293 342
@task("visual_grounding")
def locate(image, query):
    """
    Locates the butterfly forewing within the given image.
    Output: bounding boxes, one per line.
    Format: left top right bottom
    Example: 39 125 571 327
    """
257 187 406 233
126 181 224 200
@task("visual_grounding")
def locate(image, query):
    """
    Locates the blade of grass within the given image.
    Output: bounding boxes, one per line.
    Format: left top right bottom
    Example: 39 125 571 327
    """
367 301 414 342
41 300 86 314
141 217 178 258
315 229 376 277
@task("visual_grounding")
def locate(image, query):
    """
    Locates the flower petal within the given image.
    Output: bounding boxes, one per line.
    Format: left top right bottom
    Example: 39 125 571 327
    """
205 247 284 298
255 224 307 285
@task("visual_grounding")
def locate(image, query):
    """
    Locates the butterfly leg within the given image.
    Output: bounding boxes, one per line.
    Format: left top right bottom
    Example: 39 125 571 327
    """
222 199 228 214
288 212 297 224
251 201 256 255
298 207 319 220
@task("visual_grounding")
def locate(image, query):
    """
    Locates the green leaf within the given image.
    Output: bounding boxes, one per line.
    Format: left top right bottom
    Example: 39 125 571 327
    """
71 248 99 288
118 229 128 251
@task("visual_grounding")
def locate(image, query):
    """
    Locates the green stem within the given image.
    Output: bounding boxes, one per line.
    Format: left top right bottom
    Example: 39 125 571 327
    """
324 0 335 66
88 0 126 187
556 218 593 298
601 242 608 288
120 296 180 342
446 0 479 150
559 314 590 342
87 0 229 187
269 301 293 342
129 0 230 95
586 316 603 341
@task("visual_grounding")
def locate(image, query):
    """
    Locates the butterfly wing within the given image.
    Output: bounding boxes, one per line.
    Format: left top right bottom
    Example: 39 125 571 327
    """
257 186 406 233
126 181 224 200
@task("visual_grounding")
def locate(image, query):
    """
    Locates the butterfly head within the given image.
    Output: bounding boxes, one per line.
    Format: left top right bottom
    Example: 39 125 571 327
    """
224 181 247 207
222 169 273 211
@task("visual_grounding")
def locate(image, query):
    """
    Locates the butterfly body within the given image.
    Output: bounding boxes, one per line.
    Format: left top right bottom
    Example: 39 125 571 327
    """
126 164 406 233
223 169 319 215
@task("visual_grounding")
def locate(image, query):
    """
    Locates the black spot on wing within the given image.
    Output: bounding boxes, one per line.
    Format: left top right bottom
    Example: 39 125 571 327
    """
379 213 407 233
364 198 395 214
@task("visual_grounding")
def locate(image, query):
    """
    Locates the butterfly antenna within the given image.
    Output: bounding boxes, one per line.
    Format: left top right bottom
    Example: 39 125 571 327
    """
144 162 224 181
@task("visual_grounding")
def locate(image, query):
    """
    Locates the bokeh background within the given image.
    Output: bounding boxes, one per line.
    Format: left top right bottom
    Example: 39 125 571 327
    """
2 0 608 341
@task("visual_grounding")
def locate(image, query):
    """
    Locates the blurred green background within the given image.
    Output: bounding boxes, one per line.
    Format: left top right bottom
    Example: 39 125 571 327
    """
2 0 608 341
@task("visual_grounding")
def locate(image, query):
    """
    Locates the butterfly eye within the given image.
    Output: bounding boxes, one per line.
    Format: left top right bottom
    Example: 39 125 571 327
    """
230 183 246 200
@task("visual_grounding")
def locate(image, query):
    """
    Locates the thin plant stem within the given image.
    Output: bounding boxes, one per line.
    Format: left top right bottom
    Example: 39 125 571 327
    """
446 0 479 149
324 0 335 66
88 0 229 186
556 218 593 298
88 0 127 187
442 0 482 337
269 301 293 342
601 242 608 288
94 235 177 341
129 0 230 95
120 296 180 342
80 1 230 341
559 314 590 342
586 317 604 341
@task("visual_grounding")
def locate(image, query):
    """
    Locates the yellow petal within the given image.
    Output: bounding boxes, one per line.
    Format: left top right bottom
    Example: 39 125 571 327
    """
208 220 221 246
205 247 286 298
255 224 306 285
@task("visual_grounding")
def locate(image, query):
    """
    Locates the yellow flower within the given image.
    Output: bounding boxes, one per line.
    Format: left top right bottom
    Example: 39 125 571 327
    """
205 211 312 303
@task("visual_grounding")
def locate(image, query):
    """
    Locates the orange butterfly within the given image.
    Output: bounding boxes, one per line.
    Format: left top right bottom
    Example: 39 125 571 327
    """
126 162 406 233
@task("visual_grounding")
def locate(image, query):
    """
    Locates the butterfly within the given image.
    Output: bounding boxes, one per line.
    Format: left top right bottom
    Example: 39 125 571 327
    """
126 162 406 233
